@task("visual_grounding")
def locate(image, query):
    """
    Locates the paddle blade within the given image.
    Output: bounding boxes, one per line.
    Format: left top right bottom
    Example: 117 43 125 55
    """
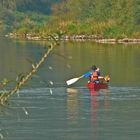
66 77 80 85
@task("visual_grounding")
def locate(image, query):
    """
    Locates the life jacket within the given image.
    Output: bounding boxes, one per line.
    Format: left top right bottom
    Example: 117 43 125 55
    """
90 71 99 81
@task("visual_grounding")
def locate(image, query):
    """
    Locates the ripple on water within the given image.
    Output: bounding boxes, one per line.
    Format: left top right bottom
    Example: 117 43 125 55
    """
108 86 140 101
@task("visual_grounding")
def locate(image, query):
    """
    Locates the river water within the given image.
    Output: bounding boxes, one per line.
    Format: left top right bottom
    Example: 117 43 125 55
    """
0 37 140 140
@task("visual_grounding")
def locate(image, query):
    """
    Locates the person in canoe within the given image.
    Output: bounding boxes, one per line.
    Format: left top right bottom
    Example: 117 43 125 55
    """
66 65 110 86
83 65 100 83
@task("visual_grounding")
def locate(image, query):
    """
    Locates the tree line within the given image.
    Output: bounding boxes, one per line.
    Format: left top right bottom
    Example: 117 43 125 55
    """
0 0 140 38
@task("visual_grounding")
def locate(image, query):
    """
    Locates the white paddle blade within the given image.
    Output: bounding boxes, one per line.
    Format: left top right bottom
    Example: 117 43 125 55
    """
66 77 80 85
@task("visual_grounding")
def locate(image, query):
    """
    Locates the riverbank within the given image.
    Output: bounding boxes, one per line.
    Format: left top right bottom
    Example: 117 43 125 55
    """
63 35 140 44
6 33 140 44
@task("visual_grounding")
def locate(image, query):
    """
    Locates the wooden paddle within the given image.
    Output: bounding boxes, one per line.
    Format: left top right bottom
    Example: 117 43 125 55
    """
66 75 84 86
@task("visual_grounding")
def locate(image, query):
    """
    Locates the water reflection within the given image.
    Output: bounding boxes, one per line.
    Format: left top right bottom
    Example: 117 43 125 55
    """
90 90 99 139
0 102 29 139
66 87 110 139
66 88 79 121
89 88 110 110
89 88 110 139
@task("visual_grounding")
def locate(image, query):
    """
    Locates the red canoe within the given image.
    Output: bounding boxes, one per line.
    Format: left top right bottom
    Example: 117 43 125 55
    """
87 75 110 90
87 81 108 90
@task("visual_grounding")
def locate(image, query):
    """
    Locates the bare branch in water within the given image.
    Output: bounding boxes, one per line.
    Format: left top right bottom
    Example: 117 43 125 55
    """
0 34 60 104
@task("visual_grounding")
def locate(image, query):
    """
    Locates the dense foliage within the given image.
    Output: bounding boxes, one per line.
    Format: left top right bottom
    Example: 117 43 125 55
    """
50 0 140 38
0 0 61 33
0 0 140 37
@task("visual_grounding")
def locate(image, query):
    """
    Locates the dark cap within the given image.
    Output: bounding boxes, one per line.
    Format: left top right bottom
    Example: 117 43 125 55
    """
91 65 97 71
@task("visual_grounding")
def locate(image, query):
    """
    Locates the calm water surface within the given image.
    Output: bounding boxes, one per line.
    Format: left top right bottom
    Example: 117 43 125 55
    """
0 37 140 140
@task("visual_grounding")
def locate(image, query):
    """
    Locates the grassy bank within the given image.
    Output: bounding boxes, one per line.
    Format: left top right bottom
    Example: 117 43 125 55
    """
10 18 140 42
